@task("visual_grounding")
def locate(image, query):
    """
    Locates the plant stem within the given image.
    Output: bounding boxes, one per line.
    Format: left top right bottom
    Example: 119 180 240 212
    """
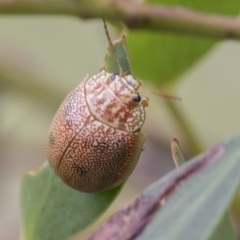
0 0 240 40
165 100 203 156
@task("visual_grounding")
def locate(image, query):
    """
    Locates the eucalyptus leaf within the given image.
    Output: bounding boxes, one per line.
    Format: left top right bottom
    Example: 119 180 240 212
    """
127 0 240 85
137 134 240 240
20 162 122 240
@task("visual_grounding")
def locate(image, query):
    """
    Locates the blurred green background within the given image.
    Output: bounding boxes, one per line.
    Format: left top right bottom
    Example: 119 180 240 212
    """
1 17 240 239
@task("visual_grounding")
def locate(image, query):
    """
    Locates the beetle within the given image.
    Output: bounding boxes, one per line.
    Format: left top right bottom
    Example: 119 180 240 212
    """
46 22 148 193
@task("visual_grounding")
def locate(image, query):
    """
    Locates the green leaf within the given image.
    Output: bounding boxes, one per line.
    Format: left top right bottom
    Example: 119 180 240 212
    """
127 0 240 85
137 134 240 240
20 162 122 240
104 35 132 75
230 187 240 233
171 138 186 167
208 211 236 240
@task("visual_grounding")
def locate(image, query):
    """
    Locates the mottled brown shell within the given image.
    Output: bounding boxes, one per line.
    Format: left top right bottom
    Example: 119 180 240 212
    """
46 71 147 193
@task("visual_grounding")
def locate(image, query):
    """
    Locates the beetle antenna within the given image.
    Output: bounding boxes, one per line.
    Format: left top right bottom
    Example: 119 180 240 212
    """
103 19 123 76
140 81 181 101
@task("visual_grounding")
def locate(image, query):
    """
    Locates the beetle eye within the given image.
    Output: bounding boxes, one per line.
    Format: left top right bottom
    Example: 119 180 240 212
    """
131 94 141 103
111 74 116 81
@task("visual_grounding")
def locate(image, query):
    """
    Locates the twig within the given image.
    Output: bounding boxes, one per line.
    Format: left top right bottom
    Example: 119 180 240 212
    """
0 0 240 39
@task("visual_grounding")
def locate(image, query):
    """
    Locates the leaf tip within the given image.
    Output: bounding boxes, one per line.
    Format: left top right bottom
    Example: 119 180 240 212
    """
24 161 48 176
